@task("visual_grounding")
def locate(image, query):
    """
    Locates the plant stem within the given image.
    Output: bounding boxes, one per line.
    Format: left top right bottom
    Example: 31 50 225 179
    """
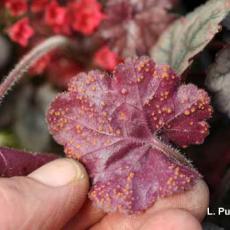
0 36 72 102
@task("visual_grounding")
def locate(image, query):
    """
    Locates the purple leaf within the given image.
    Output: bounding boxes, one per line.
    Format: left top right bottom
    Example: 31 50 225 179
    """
99 0 177 57
0 147 58 177
47 56 212 214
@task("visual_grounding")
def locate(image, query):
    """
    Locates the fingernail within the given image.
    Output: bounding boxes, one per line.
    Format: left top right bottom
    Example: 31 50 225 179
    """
28 158 85 187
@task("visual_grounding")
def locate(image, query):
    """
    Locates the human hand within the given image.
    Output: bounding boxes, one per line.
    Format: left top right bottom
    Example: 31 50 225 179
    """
0 159 208 229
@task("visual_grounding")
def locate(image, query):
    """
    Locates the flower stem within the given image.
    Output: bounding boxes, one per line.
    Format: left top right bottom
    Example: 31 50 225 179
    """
0 36 72 102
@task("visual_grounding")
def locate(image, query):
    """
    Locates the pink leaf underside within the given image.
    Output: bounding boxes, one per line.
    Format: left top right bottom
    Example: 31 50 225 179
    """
101 0 176 56
0 147 58 177
47 56 212 214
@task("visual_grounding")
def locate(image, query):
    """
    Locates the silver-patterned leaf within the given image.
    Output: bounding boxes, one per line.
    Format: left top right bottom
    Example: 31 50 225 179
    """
151 0 230 74
205 46 230 117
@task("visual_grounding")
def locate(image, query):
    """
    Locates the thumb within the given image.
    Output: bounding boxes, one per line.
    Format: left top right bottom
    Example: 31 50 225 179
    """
0 158 89 230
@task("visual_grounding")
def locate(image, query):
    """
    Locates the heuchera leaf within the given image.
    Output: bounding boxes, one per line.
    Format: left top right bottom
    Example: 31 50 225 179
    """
0 147 58 177
205 46 230 117
100 0 176 57
151 0 230 75
47 56 212 214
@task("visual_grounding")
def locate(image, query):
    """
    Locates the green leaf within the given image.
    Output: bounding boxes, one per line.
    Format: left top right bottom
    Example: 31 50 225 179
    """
0 131 21 148
150 0 230 75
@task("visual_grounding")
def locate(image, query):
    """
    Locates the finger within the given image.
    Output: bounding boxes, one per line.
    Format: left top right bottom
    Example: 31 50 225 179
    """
0 158 89 230
140 209 202 230
146 179 209 221
64 200 105 230
91 209 202 230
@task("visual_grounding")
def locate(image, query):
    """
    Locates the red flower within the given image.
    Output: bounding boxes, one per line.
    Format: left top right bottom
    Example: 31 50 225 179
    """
44 0 70 34
29 54 52 75
70 0 105 36
31 0 49 13
47 56 82 88
94 46 119 71
5 0 28 16
7 18 34 47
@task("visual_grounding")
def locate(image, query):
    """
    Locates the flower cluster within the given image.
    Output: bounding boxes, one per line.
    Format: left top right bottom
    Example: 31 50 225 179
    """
0 0 177 84
0 0 112 84
3 0 105 46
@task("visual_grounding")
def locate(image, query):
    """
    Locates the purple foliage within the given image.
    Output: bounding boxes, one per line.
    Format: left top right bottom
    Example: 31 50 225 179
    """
0 147 58 177
100 0 177 56
47 56 212 214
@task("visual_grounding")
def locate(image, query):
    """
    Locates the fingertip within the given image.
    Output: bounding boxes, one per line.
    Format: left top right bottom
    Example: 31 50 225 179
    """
65 200 105 230
28 158 89 187
147 179 209 221
141 209 202 230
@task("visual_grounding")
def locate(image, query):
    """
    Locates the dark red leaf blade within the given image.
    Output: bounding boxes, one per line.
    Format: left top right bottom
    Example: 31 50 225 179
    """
111 57 212 147
160 84 212 148
88 147 199 213
0 147 58 177
47 56 212 214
